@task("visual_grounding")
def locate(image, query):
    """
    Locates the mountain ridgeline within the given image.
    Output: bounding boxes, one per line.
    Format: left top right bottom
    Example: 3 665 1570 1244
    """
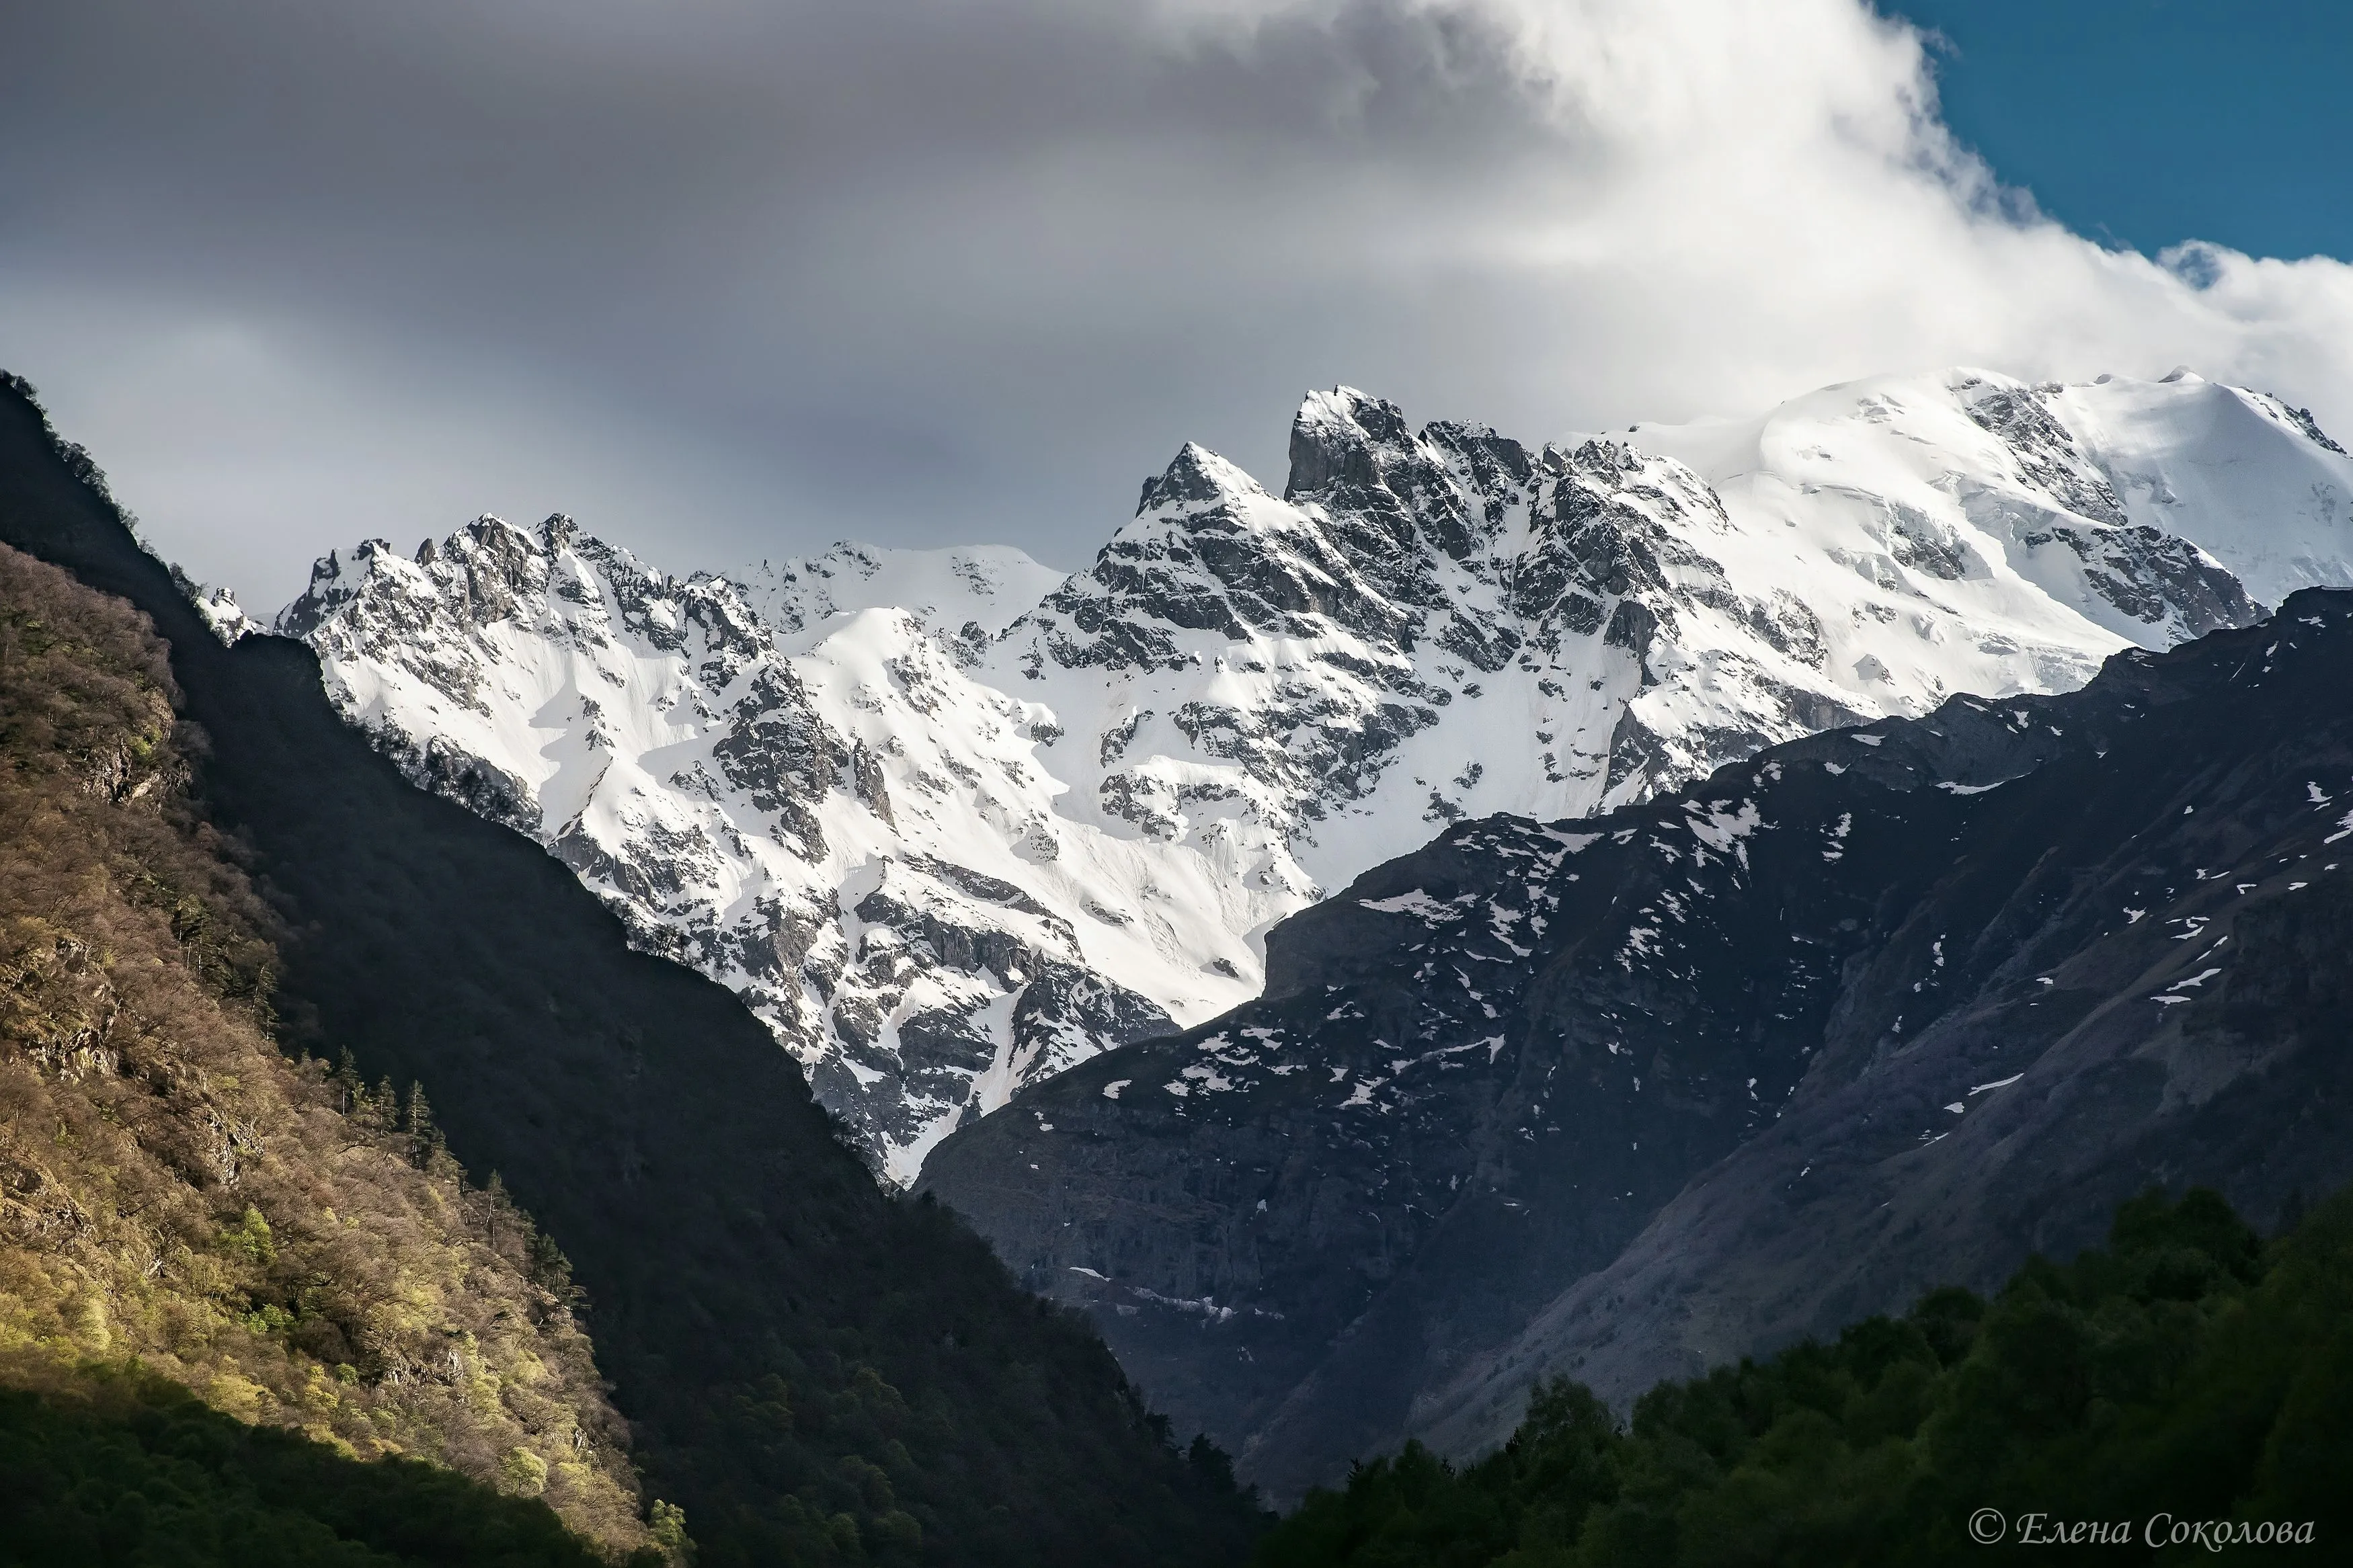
275 370 2353 1183
0 375 1265 1564
18 353 2353 1553
922 581 2353 1501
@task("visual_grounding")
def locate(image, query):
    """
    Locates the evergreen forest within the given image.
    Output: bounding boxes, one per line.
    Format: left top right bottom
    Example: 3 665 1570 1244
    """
1252 1186 2353 1566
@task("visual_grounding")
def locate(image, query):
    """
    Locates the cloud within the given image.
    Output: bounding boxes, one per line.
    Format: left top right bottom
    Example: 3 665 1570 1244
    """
2 0 2348 608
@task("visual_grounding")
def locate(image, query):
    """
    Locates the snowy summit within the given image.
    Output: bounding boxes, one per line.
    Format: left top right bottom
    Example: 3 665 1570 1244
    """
270 366 2353 1181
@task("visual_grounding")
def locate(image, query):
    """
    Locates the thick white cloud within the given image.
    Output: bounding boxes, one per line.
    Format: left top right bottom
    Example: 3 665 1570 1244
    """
1 0 2348 608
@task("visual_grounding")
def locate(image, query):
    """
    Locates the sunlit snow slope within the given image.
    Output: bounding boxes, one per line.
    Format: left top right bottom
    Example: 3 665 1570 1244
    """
276 367 2352 1180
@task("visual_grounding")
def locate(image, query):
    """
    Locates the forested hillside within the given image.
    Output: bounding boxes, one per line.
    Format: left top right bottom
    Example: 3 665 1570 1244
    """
0 372 1264 1565
1254 1186 2353 1566
0 1366 651 1567
0 538 660 1559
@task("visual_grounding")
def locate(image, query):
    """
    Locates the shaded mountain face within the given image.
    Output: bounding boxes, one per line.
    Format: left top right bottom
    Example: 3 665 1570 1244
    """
275 368 2352 1182
0 376 1265 1568
0 538 652 1558
920 588 2353 1503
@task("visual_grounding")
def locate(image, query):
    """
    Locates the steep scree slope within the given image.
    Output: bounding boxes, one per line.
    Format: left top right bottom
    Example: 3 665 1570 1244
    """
922 589 2353 1502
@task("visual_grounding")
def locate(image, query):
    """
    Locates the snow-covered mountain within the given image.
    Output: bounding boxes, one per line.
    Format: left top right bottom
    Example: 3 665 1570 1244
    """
277 527 1274 1185
166 563 262 645
274 366 2353 1180
731 540 1065 648
924 586 2353 1497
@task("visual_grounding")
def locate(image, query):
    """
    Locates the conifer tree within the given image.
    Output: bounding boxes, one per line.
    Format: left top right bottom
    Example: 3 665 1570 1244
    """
403 1080 448 1171
332 1048 362 1115
485 1171 510 1251
529 1231 580 1302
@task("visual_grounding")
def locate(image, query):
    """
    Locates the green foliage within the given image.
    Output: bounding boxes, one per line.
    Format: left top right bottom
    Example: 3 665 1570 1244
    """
1255 1186 2353 1567
221 1208 278 1268
0 541 655 1558
647 1501 690 1561
0 1363 656 1567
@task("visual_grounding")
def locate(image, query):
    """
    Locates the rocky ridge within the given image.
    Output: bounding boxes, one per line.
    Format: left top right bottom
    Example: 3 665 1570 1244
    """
922 587 2353 1499
275 368 2353 1178
278 524 1239 1185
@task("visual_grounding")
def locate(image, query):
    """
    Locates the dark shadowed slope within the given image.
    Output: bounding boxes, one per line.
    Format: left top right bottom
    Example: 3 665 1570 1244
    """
925 584 2353 1502
0 1368 635 1568
0 536 652 1561
0 374 1263 1567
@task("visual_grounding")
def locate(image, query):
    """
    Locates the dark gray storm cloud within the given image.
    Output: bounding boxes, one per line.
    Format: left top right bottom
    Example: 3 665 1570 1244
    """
4 0 2348 608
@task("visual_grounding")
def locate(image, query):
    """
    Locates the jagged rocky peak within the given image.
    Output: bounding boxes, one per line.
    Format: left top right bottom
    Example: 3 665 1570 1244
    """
276 364 2353 1188
1511 440 1736 638
1047 430 1423 663
1285 386 1431 504
1283 386 1511 567
1281 386 1730 597
1140 441 1265 512
167 562 260 645
1425 417 1538 514
275 510 1264 1184
1064 387 1531 663
280 512 777 712
284 513 575 634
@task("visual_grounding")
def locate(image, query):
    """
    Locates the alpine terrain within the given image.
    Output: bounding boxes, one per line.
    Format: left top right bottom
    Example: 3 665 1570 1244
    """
924 589 2353 1499
276 368 2353 1183
0 372 1268 1567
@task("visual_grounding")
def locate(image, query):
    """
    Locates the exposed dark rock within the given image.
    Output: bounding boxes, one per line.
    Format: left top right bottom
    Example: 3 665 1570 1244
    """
926 591 2353 1505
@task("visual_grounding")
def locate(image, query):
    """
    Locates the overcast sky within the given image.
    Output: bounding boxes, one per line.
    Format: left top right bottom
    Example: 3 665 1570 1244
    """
3 0 2350 611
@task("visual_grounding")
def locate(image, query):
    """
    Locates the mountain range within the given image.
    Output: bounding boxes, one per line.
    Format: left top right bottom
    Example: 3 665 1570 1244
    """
266 366 2353 1190
11 347 2353 1533
924 585 2353 1498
